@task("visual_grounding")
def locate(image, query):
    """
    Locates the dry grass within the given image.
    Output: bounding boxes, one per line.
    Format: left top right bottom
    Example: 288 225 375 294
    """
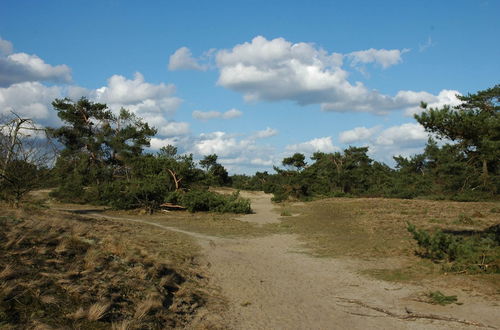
104 208 284 239
87 301 111 321
111 319 134 330
281 197 500 258
279 197 500 292
134 293 163 320
0 204 214 329
68 307 87 320
0 264 16 280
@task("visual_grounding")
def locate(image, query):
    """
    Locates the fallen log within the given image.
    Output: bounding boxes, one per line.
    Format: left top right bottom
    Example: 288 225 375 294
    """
159 202 187 210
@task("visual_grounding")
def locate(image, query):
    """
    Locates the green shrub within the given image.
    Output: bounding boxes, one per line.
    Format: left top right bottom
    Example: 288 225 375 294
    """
407 223 500 273
453 213 474 225
280 209 292 216
450 191 491 202
427 291 458 305
86 178 170 212
166 190 251 214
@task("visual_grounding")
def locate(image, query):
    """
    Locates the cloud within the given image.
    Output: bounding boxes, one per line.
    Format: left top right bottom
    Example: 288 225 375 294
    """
253 127 278 139
0 52 72 87
157 121 190 136
183 130 278 173
347 48 410 69
94 72 180 111
192 108 243 121
336 123 436 165
339 126 380 144
0 37 13 55
375 123 428 147
192 131 250 157
168 47 207 71
250 158 274 166
419 36 436 53
214 36 452 114
0 70 189 139
286 136 339 154
149 136 182 150
0 81 63 125
403 89 462 116
91 72 187 137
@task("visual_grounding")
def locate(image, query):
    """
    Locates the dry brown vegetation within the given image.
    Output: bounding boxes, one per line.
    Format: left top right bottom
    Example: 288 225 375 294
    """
279 197 499 258
0 205 218 329
278 197 500 293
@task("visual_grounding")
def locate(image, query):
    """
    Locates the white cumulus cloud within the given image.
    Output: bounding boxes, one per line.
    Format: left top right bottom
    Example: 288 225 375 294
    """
339 126 380 144
0 52 72 87
375 123 428 147
168 47 207 71
193 131 249 157
214 36 453 114
286 136 339 154
91 72 187 137
403 89 462 116
0 81 63 124
253 127 278 139
192 108 243 121
347 48 410 69
0 37 13 55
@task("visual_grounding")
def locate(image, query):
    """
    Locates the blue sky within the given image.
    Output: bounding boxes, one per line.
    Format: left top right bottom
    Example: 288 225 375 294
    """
1 0 499 173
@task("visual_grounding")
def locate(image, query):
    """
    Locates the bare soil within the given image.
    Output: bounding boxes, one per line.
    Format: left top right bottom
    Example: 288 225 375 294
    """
197 193 500 330
12 191 499 329
62 192 499 329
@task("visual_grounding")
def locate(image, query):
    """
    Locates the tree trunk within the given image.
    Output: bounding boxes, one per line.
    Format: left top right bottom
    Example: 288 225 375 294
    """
1 118 28 182
168 169 182 191
481 159 489 187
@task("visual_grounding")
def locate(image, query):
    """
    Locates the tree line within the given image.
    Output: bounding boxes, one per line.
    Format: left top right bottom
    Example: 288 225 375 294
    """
0 84 498 209
234 85 499 201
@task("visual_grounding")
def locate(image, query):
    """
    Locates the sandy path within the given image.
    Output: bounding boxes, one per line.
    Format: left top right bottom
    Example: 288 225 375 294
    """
198 192 499 330
56 196 499 329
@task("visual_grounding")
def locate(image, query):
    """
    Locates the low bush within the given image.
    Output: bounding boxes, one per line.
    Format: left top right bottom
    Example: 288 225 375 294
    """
407 223 500 273
167 190 252 214
95 179 169 212
427 291 458 305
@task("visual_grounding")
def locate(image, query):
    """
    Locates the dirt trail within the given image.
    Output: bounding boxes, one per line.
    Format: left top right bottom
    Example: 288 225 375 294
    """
198 192 499 330
57 196 499 329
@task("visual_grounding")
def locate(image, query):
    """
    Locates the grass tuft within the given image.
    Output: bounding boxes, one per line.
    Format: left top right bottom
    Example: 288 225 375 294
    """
427 291 458 305
134 293 163 320
87 301 111 321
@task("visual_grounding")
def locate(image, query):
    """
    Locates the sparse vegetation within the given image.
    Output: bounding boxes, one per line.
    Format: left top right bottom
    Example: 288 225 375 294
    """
427 291 459 305
0 207 210 329
280 209 292 217
407 223 500 274
166 189 252 213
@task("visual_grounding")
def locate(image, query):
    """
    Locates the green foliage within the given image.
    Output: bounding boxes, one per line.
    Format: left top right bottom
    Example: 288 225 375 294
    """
167 190 251 213
407 223 500 273
0 160 43 206
416 84 500 192
282 153 307 171
199 154 231 186
48 98 158 201
427 291 458 305
95 178 169 212
453 213 473 225
280 209 292 216
199 154 218 171
231 85 499 202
